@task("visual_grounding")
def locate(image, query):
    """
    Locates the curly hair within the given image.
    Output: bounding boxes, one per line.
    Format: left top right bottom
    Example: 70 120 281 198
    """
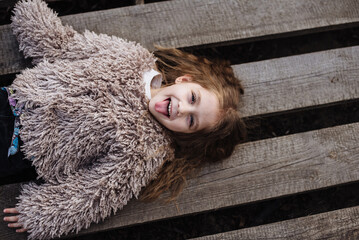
140 46 246 202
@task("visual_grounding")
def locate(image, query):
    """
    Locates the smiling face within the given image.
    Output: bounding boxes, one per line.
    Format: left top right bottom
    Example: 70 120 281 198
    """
149 75 220 133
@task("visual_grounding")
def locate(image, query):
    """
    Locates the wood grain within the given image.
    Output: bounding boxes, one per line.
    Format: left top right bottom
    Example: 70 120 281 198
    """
0 0 358 239
1 42 358 119
237 46 359 117
190 206 359 240
1 122 359 239
1 0 359 75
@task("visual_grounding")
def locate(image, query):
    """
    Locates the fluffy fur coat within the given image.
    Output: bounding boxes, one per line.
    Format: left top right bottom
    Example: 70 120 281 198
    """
9 0 174 239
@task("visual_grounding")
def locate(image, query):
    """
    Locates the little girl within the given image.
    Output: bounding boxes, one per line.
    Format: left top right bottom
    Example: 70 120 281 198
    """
2 0 246 239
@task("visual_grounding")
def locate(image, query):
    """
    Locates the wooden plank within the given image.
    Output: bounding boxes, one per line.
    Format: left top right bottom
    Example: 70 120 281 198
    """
1 122 359 239
189 206 359 240
237 46 359 117
134 0 144 4
1 0 359 75
1 41 359 118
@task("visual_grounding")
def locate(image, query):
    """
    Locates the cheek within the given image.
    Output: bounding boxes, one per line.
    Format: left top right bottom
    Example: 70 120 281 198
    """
174 119 188 132
166 119 185 132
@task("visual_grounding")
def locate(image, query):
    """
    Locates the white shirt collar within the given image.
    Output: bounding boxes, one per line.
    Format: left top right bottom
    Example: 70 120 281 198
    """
143 69 162 99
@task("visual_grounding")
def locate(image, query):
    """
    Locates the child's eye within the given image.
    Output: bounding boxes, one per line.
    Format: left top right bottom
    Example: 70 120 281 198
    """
191 91 196 104
189 115 194 128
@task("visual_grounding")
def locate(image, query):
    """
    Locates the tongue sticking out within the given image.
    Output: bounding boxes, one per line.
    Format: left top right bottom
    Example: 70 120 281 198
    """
155 98 170 116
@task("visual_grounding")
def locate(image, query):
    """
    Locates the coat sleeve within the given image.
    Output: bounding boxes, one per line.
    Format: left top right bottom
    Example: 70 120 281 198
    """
11 0 152 65
11 0 77 64
15 154 163 240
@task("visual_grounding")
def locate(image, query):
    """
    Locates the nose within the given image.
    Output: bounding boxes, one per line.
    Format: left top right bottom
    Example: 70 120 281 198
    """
178 101 191 117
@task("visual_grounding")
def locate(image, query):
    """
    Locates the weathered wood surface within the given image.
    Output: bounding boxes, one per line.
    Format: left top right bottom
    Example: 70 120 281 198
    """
238 46 359 117
1 40 359 118
190 206 359 240
1 122 359 239
134 0 144 5
1 0 359 75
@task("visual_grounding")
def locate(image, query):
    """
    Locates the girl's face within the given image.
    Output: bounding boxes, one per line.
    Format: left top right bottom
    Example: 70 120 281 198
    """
149 75 220 133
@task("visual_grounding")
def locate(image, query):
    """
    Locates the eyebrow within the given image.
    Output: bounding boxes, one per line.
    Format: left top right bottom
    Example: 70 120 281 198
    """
197 89 201 106
193 90 201 130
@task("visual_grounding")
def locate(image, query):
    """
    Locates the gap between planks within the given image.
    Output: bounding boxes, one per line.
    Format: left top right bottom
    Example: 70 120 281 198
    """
189 205 359 240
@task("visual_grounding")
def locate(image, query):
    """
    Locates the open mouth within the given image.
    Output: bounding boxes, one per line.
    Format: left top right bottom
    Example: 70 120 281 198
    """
167 98 172 117
155 98 172 118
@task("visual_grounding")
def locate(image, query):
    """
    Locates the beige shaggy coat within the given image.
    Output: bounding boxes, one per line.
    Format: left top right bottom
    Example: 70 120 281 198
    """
9 0 174 239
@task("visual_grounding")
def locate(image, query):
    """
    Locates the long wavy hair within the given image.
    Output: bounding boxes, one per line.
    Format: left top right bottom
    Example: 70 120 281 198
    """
140 46 247 202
